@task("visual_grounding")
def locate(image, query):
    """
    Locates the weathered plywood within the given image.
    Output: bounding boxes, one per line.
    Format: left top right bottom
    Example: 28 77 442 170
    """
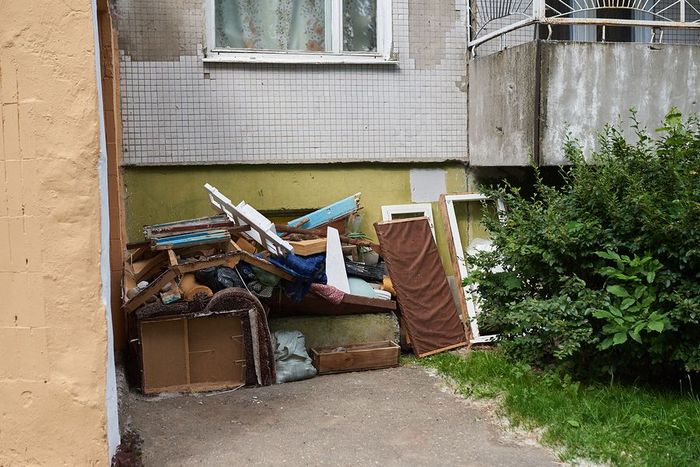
188 315 244 385
289 238 327 256
139 314 245 394
140 318 188 392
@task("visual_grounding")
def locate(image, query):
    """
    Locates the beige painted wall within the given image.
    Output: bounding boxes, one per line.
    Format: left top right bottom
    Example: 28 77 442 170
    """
0 1 111 464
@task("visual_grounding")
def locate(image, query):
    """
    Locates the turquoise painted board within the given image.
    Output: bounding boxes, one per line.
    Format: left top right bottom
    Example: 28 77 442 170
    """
288 194 360 229
152 229 230 249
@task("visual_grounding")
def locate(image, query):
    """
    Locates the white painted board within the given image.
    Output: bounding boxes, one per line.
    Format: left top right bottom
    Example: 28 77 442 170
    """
325 227 350 293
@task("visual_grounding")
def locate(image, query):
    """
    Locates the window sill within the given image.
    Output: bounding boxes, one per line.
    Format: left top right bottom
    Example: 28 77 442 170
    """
203 51 399 65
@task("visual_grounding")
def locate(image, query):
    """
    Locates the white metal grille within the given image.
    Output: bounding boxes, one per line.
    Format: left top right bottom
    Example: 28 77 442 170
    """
470 0 700 54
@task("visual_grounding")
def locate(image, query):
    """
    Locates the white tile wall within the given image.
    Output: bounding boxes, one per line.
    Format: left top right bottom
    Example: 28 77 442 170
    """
117 0 469 165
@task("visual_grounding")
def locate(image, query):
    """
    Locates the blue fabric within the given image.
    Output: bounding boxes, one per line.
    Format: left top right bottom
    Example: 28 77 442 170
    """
269 253 327 302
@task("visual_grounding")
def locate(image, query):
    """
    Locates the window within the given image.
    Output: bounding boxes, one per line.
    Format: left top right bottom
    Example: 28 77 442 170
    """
205 0 393 64
381 204 436 239
541 0 654 43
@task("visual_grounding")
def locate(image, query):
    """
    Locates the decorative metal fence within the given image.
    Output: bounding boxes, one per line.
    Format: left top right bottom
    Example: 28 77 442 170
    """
468 0 700 54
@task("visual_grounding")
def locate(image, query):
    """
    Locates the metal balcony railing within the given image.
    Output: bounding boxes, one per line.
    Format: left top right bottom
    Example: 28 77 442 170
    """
468 0 700 54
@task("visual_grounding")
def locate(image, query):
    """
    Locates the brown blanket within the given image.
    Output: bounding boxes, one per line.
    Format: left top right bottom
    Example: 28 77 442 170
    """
374 217 467 357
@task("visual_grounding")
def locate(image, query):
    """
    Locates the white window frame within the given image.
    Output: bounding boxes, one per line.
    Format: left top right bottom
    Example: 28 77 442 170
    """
439 193 506 345
381 204 436 239
204 0 394 64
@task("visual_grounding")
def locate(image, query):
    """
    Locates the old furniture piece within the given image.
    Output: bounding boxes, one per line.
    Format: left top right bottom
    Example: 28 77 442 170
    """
375 217 468 356
311 341 400 375
137 310 245 394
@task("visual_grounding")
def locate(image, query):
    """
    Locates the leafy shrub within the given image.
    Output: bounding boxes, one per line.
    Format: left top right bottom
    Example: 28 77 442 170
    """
468 110 700 379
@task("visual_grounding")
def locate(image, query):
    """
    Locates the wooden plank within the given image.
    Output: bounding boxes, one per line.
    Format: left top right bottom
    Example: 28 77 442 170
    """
126 240 150 251
399 316 412 351
231 238 256 254
166 245 218 259
311 341 399 375
188 315 244 385
275 224 380 253
152 229 231 250
340 294 397 310
288 238 326 256
144 215 242 239
127 246 148 263
441 193 506 344
168 250 179 267
143 381 244 395
174 252 242 275
272 289 396 317
227 240 291 279
287 193 360 230
240 253 293 281
183 319 191 385
131 252 167 282
272 290 396 317
205 183 293 256
123 269 177 314
415 341 466 358
438 195 471 331
140 318 188 393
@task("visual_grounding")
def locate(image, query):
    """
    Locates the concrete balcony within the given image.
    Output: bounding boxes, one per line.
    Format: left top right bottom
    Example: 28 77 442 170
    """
468 40 700 166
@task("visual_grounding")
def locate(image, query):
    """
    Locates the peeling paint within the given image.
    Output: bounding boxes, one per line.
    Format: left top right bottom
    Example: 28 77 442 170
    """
455 74 468 92
116 0 203 61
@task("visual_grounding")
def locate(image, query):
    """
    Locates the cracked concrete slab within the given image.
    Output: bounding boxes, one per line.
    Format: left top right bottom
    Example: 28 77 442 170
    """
121 366 560 466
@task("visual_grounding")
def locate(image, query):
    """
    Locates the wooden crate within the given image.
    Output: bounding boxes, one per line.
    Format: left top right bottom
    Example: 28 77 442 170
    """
138 312 245 394
311 341 400 375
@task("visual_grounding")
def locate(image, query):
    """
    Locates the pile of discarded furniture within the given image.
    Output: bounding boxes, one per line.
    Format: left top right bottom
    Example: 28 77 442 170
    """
122 184 469 394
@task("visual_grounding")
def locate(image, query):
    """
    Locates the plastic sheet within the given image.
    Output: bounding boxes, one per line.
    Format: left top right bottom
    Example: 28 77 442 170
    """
195 266 245 292
272 330 317 384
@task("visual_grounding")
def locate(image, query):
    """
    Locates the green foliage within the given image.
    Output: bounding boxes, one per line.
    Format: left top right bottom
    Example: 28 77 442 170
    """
592 251 669 350
411 351 700 466
468 110 700 378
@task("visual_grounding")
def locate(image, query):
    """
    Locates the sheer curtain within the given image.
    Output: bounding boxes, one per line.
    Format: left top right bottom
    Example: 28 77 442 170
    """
570 1 596 42
215 0 327 51
633 10 652 42
343 0 377 51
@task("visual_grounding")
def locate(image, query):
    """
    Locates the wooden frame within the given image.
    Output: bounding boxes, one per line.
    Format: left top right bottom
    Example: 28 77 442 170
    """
439 193 505 344
205 183 293 257
381 203 436 239
138 312 246 394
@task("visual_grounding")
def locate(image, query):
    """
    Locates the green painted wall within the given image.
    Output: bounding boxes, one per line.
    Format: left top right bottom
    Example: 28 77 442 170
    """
124 162 474 274
269 313 400 350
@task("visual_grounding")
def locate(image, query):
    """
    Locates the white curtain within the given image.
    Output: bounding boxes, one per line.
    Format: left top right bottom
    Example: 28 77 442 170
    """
633 10 652 42
343 0 377 51
216 0 327 51
571 1 596 42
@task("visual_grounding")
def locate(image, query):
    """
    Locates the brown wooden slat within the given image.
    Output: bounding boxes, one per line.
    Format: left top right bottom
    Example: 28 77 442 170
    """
438 194 471 333
122 269 177 314
311 341 400 375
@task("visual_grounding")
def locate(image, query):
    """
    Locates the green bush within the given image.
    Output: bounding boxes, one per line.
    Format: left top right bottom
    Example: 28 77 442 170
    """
468 110 700 379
